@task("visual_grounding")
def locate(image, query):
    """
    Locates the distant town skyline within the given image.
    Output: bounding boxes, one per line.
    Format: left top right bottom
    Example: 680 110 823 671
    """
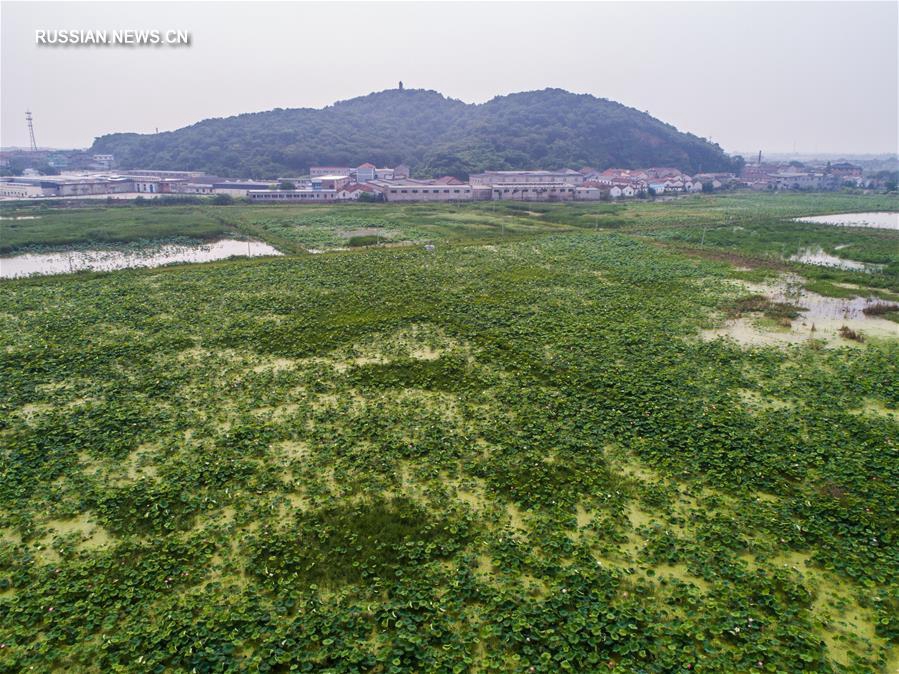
2 1 897 155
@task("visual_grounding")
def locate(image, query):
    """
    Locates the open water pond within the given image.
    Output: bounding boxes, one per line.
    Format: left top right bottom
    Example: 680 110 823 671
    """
769 286 892 321
0 238 281 279
792 212 898 230
789 247 884 272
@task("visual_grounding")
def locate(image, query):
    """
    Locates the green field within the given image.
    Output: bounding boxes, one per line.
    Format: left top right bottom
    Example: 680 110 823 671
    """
1 193 898 672
3 194 897 282
0 200 579 255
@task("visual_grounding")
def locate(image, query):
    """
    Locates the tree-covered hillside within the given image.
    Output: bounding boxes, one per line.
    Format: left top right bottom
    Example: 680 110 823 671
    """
91 88 742 178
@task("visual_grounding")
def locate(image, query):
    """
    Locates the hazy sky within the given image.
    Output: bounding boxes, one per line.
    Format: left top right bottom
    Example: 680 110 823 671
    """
2 1 897 155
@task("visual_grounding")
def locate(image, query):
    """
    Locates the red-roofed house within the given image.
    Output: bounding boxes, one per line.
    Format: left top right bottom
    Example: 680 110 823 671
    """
337 183 377 200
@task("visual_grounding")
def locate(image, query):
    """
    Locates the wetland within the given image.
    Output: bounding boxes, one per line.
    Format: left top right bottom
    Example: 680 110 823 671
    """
1 192 897 673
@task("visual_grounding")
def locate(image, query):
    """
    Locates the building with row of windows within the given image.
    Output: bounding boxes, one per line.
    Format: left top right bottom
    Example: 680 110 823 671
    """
247 189 340 202
469 170 586 187
368 179 473 202
467 169 593 201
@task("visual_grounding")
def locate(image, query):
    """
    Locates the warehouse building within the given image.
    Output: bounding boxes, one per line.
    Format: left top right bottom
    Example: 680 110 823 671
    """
470 170 585 187
0 175 136 196
370 179 472 202
211 182 275 197
247 189 339 202
489 184 578 201
0 181 47 198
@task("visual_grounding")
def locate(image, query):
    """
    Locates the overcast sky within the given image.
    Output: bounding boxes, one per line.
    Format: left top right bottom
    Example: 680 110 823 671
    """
2 1 897 156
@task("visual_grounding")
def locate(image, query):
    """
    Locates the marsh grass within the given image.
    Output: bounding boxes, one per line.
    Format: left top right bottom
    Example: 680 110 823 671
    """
863 302 899 317
723 294 805 322
0 204 235 254
838 325 865 342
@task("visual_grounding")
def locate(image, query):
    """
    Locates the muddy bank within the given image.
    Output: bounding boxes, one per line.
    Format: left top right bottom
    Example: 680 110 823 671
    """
702 274 898 347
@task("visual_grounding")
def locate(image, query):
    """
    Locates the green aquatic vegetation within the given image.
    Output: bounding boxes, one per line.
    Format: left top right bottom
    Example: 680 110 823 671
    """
1 196 898 672
621 193 899 292
347 234 381 247
347 355 479 392
248 497 472 590
0 204 236 254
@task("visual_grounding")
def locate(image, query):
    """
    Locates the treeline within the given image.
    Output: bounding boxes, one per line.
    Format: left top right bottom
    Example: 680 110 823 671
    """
91 88 743 179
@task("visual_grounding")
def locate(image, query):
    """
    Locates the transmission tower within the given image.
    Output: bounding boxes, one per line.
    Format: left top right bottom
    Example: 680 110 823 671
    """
26 111 38 151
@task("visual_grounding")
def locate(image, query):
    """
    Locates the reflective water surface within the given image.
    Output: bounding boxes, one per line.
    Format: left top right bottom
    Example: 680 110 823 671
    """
1 239 281 279
703 275 899 346
793 212 898 230
789 247 883 272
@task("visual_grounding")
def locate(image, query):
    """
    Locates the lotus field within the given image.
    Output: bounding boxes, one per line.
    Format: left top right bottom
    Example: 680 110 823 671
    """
1 193 898 673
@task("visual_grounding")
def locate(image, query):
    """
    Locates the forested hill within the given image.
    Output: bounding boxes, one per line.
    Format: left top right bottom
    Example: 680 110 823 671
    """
90 88 742 178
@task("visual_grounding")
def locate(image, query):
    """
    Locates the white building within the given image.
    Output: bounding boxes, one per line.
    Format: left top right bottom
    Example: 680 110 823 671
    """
612 184 636 197
575 186 601 200
371 180 472 202
248 189 339 202
309 167 352 178
177 183 215 194
470 170 585 187
355 163 376 182
769 172 823 190
131 177 188 194
311 175 351 190
91 154 115 169
212 182 274 197
0 182 46 198
490 184 577 201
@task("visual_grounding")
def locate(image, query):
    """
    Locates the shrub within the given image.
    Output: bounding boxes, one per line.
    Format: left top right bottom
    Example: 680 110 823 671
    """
348 234 380 247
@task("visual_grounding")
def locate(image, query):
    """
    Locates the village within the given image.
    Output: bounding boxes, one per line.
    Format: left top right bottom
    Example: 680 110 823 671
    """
0 154 880 202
